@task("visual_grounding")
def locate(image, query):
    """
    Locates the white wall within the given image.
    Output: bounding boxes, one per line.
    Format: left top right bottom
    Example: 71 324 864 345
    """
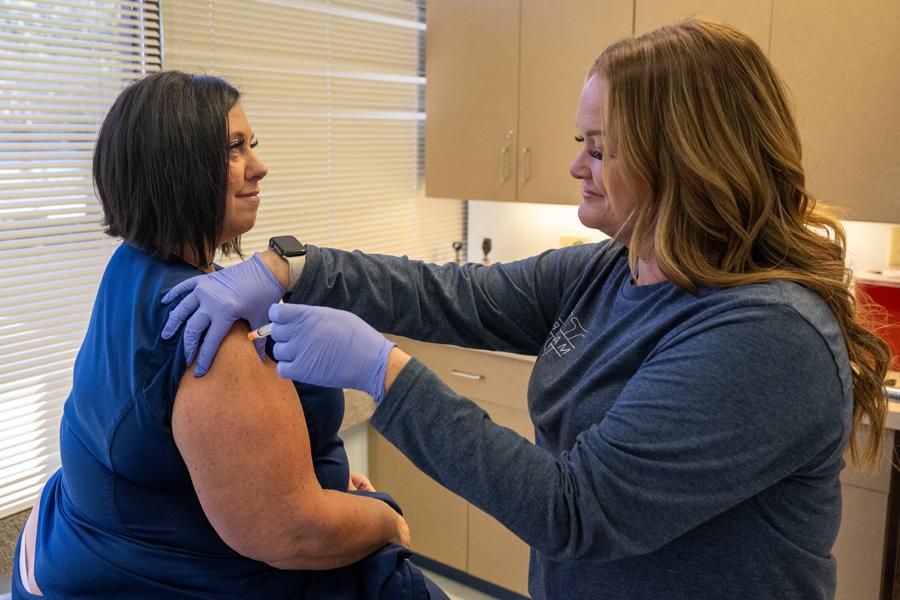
342 421 369 478
467 199 898 275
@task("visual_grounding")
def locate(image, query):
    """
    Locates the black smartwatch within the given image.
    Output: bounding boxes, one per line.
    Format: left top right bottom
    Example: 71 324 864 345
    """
269 235 307 258
269 236 307 289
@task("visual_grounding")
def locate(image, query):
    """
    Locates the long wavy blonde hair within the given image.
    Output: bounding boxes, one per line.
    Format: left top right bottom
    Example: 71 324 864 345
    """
591 18 891 467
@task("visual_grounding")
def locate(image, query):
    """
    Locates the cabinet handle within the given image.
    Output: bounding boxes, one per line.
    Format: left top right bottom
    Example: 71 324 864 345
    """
500 146 510 182
451 369 484 381
521 147 531 182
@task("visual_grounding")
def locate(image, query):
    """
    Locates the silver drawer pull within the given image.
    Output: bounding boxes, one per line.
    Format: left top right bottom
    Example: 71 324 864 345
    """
451 369 484 381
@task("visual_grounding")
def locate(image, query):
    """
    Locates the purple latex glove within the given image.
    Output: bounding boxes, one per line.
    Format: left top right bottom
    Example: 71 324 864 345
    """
161 254 285 376
269 304 396 403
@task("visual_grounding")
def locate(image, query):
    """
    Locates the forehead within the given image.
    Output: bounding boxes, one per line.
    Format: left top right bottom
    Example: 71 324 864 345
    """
227 103 250 134
575 74 607 134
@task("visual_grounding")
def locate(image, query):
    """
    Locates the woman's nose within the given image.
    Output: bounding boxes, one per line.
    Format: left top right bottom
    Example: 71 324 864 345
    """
249 153 268 181
569 148 590 180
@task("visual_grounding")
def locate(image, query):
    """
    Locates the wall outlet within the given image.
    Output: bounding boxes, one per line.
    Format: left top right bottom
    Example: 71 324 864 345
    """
890 226 900 266
559 236 591 247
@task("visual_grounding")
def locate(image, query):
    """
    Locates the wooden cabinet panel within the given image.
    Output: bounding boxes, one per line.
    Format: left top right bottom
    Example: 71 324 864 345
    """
634 0 772 48
770 0 900 223
517 0 633 205
390 336 534 412
368 429 469 570
468 504 531 596
833 483 888 600
425 0 633 205
425 0 520 202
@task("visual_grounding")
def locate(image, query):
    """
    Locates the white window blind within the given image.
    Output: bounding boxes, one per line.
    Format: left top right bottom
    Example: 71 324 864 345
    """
161 0 464 263
0 1 161 519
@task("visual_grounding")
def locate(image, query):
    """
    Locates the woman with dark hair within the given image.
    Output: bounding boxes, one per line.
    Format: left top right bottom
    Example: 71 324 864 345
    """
12 71 436 599
164 19 891 600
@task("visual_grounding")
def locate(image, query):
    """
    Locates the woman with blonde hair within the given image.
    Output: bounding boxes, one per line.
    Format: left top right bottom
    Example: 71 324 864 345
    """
164 19 892 600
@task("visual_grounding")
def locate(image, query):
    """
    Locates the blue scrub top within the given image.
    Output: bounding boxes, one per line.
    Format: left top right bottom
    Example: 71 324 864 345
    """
27 244 376 598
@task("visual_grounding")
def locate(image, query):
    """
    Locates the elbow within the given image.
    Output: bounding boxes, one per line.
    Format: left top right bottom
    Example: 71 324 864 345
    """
530 531 623 564
219 502 342 570
530 503 651 563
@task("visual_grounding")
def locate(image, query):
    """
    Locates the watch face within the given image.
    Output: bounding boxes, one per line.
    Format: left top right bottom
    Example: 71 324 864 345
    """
270 235 307 257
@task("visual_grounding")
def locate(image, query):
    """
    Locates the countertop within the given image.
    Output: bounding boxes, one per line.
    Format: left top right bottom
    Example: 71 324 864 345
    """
340 388 376 432
885 370 900 431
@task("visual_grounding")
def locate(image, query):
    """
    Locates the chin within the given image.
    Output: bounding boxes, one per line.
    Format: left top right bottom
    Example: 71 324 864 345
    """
577 201 606 231
578 203 626 241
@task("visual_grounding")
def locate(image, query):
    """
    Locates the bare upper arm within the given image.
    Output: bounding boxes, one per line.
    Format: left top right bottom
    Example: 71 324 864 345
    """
172 322 324 563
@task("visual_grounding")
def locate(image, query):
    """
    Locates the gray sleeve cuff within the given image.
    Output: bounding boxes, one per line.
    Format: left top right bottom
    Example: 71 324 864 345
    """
286 254 306 291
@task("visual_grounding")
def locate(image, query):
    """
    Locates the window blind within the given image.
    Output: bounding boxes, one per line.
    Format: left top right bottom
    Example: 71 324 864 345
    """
161 0 464 263
0 1 161 519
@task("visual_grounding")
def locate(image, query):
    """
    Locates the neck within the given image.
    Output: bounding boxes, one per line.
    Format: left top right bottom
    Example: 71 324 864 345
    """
181 245 216 273
634 255 667 286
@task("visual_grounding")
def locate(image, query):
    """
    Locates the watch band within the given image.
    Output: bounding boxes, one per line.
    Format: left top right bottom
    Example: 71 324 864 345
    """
268 236 307 291
285 254 306 290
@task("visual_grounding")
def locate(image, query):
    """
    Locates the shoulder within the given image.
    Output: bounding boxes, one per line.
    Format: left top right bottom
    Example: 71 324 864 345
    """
176 322 289 403
532 239 628 290
671 280 852 402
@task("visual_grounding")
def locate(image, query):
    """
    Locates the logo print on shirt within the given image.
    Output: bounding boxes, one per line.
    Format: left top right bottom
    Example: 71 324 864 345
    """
542 314 586 357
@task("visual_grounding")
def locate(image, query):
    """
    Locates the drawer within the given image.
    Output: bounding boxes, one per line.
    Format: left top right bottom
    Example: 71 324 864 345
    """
390 336 534 412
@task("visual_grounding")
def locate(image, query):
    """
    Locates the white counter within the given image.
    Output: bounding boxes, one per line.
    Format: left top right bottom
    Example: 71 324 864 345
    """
886 387 900 431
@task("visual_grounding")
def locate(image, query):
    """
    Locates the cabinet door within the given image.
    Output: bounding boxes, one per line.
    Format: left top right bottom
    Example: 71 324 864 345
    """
832 430 892 600
368 429 469 570
425 0 520 202
517 0 633 205
468 505 531 596
633 0 772 48
769 1 900 223
465 397 534 596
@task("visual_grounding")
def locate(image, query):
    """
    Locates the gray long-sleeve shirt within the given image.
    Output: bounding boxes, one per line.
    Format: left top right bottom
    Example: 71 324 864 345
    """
291 241 851 600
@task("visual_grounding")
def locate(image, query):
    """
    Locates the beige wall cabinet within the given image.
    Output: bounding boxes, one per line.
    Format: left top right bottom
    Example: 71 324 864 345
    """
629 0 900 223
769 1 900 223
425 0 632 205
368 337 535 596
428 0 900 221
633 0 772 47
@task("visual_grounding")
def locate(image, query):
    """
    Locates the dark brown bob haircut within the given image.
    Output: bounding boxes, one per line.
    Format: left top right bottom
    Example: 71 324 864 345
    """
93 71 241 268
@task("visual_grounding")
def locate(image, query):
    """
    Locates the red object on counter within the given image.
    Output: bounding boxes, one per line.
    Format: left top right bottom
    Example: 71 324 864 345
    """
856 272 900 367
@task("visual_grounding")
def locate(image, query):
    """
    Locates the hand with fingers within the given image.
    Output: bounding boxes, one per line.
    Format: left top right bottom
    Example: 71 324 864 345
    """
269 304 396 403
348 472 376 492
161 254 285 376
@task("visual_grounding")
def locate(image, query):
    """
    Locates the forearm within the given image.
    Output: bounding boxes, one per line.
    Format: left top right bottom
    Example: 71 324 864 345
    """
259 248 291 289
286 245 555 353
268 490 401 570
373 358 568 555
383 347 411 394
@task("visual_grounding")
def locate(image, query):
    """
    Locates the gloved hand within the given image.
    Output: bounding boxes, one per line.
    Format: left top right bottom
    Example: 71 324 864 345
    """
269 304 396 403
161 254 285 376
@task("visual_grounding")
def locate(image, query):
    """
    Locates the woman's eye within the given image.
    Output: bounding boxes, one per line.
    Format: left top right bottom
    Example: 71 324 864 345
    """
249 139 258 149
229 140 242 151
575 136 603 160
